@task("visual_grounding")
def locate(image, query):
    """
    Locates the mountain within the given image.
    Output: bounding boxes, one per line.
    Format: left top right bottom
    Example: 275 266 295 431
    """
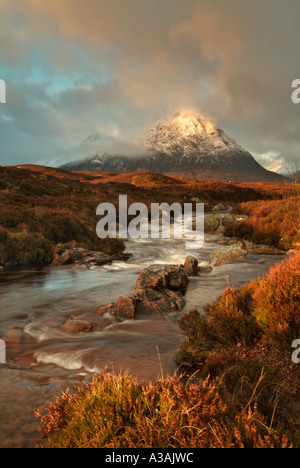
76 132 118 157
60 112 285 182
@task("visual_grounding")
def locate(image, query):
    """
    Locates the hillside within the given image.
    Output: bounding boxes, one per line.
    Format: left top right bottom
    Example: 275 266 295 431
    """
0 165 295 268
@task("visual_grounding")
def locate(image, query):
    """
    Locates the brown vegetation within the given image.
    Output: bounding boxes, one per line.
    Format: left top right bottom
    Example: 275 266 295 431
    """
224 195 300 249
176 251 300 445
0 165 296 267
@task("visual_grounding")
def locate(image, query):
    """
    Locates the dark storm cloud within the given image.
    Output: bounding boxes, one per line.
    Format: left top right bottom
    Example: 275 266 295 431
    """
1 0 300 169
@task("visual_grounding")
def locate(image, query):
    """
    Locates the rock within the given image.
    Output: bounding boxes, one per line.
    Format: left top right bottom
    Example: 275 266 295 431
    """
209 243 248 267
122 253 134 261
133 264 189 317
216 236 243 245
94 317 112 331
60 319 93 334
243 242 285 255
134 264 189 299
79 252 113 266
52 246 112 266
116 296 136 320
221 214 248 228
135 294 186 316
3 327 23 349
212 203 232 212
184 256 199 276
198 264 213 273
97 303 117 316
204 214 221 232
51 249 73 266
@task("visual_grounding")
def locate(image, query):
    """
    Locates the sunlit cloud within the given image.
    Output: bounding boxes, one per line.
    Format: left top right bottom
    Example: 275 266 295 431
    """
0 0 300 169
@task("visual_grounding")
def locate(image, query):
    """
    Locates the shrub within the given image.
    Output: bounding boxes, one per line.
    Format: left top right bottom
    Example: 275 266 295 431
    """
252 250 300 343
224 197 300 249
0 225 7 242
36 371 292 448
177 252 300 364
224 221 254 240
177 285 261 369
0 232 54 266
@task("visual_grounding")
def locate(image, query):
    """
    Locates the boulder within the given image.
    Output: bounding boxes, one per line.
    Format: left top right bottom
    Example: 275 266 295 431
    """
184 256 199 277
133 264 189 317
3 327 23 349
60 319 93 334
79 252 113 266
198 264 213 273
97 303 117 316
204 214 221 232
116 296 136 320
221 214 248 228
134 264 189 299
52 247 112 266
93 317 112 331
212 203 232 212
209 243 248 267
135 294 186 316
243 242 285 255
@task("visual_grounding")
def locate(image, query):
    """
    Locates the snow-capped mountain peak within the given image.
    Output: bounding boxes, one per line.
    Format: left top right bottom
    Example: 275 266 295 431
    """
60 111 285 182
142 111 246 160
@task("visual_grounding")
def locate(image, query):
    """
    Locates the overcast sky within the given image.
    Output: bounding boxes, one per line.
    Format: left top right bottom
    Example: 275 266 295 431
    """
1 0 300 171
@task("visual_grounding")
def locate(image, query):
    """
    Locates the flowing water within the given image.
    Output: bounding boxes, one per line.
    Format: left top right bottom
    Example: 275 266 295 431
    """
0 233 285 447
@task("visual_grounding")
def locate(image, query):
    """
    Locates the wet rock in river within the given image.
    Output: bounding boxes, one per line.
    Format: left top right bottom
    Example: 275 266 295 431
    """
212 203 233 212
116 296 136 320
97 303 117 316
204 214 221 232
220 214 248 228
209 243 248 267
184 256 199 277
96 265 189 320
52 245 112 267
60 319 93 334
3 327 24 349
133 264 189 317
243 241 285 255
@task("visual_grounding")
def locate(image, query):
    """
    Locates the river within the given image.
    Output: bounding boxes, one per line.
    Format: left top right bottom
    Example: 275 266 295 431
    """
0 233 285 447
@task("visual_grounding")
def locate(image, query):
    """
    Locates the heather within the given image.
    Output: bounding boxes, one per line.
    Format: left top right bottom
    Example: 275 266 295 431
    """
0 165 295 267
36 371 293 449
176 251 300 444
224 194 300 249
0 167 130 267
177 251 300 364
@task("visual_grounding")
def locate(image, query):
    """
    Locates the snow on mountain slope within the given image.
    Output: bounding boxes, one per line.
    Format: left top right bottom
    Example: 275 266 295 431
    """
60 111 285 182
142 112 247 158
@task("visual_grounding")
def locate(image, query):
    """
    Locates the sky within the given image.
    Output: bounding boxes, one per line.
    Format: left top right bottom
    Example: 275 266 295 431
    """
1 0 300 172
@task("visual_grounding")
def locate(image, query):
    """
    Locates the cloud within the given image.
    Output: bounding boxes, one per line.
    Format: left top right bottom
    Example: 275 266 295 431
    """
1 0 300 169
